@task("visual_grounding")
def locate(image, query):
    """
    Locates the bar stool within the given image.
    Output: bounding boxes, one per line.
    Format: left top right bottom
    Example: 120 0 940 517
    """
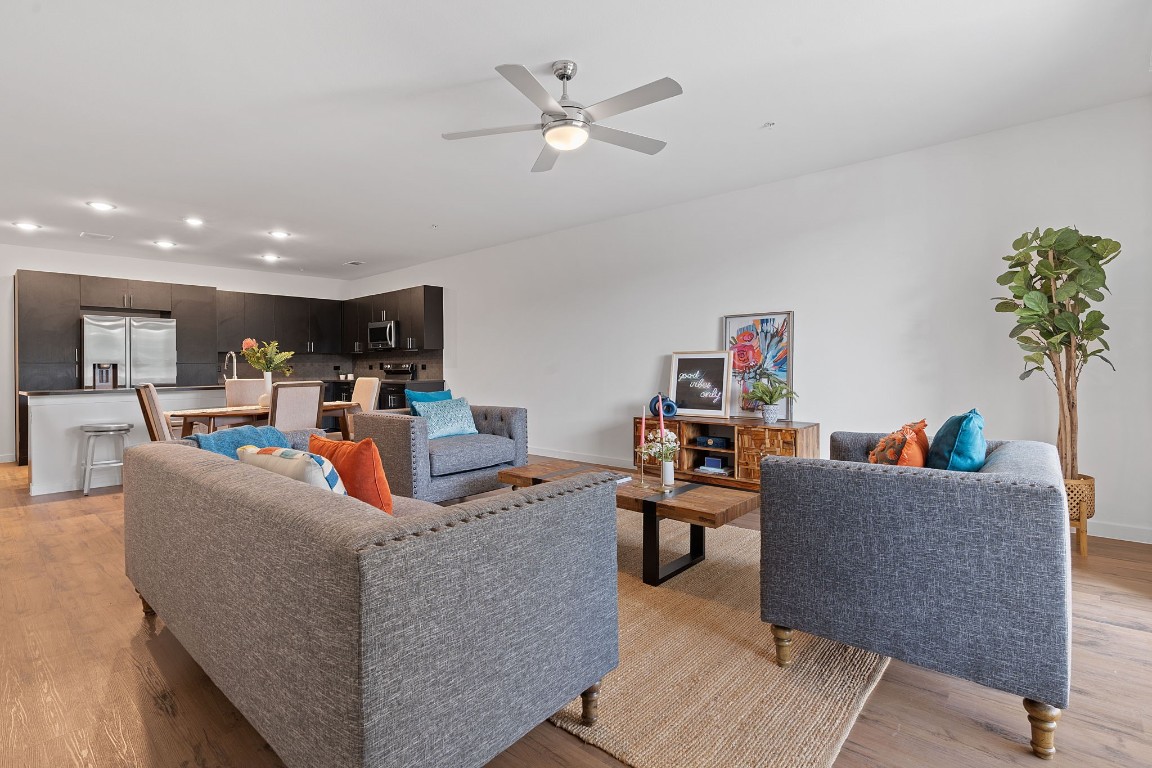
81 423 133 496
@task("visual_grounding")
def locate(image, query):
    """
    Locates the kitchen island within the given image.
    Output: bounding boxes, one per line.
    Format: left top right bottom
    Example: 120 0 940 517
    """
21 385 226 496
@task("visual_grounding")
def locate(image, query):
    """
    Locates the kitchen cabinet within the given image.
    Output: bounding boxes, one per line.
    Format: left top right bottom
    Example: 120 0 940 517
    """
217 291 245 353
309 299 342 354
18 362 80 392
274 295 310 352
171 284 218 364
15 270 81 365
243 293 276 346
341 298 368 354
80 276 171 310
395 285 444 351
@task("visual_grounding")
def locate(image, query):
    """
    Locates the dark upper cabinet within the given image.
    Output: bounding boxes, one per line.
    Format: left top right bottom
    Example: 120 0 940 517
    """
79 276 171 310
217 291 245 353
341 298 366 354
361 293 390 324
171 284 217 364
15 270 81 365
243 293 276 345
397 285 444 351
309 299 342 354
274 295 310 352
127 280 172 311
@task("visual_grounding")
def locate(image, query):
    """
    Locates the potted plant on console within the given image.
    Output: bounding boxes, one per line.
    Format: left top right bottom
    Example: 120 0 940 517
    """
993 226 1121 555
241 338 295 406
745 375 798 424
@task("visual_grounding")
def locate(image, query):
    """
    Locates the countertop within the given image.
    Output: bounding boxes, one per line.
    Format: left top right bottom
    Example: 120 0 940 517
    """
20 385 225 397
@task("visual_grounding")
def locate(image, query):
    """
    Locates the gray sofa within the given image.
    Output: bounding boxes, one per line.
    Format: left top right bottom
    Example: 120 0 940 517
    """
354 406 528 503
759 432 1071 759
123 441 619 768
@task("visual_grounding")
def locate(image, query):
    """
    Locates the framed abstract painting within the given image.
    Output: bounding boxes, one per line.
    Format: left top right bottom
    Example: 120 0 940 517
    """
721 311 794 420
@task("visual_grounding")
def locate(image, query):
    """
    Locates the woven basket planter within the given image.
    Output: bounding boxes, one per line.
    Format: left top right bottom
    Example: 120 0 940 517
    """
1065 474 1095 523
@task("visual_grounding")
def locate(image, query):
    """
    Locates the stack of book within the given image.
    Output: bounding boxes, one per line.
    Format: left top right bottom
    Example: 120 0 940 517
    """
694 465 732 477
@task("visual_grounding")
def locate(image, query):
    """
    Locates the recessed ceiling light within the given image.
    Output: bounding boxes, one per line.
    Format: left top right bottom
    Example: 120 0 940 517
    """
13 221 42 231
261 253 281 262
344 260 365 266
153 240 176 249
183 217 204 227
267 230 291 239
86 201 117 211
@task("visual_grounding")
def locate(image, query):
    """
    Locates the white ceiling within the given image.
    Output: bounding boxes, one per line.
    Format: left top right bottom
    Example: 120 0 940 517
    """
1 1 1150 279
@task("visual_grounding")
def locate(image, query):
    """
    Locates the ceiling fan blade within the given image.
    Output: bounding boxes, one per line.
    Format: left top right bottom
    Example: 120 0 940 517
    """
496 64 565 115
588 124 666 155
442 123 542 141
584 77 683 122
531 144 559 173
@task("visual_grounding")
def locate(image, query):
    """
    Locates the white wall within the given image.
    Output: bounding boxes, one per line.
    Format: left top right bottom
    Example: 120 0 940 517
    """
1 244 349 461
354 96 1152 543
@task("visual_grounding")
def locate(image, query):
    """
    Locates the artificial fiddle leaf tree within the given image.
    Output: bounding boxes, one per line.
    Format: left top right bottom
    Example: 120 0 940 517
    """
993 226 1120 479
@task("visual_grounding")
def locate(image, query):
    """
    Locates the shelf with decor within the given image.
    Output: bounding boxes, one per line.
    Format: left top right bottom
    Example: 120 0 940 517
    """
633 415 820 491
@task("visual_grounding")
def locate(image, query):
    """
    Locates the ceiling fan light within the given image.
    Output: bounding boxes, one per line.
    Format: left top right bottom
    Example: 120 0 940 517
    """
544 121 589 151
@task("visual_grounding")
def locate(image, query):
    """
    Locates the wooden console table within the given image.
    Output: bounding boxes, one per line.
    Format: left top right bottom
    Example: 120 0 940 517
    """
633 415 819 491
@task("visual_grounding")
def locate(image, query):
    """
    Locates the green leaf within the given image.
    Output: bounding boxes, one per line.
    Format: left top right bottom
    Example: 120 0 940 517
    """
1024 352 1046 365
1053 281 1079 303
1096 354 1116 371
1034 260 1057 279
994 300 1017 312
1038 229 1057 248
1078 266 1105 290
1084 288 1105 302
1011 233 1032 250
1098 337 1110 351
1022 291 1049 313
1045 332 1067 347
1052 228 1079 250
1009 284 1029 298
1008 323 1030 339
1053 312 1079 333
995 271 1017 286
1066 246 1094 267
1083 309 1103 328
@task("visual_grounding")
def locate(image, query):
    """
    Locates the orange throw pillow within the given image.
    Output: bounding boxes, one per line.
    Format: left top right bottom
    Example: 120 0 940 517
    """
868 420 929 467
308 435 393 515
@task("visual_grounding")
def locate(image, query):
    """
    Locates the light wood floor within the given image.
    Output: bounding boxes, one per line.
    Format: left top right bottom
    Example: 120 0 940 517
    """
3 462 1149 767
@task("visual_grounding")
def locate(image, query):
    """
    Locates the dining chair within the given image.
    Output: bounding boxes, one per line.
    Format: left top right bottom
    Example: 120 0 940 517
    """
135 383 174 441
345 376 381 438
225 378 267 406
269 381 324 432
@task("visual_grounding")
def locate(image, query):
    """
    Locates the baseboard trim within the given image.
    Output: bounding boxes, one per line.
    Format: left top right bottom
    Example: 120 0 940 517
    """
1087 521 1152 544
0 452 15 464
528 447 632 469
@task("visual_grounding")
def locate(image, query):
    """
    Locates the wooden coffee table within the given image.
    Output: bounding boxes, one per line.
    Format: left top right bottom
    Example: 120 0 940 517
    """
498 460 759 586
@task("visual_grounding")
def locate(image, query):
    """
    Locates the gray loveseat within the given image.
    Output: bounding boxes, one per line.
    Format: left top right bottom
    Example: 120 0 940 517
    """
354 406 528 503
759 432 1071 759
123 441 619 768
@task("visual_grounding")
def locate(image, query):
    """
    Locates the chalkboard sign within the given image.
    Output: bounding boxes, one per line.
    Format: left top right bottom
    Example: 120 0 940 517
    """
669 351 732 417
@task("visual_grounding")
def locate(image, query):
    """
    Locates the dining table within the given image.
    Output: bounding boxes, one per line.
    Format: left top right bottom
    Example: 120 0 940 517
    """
166 401 361 439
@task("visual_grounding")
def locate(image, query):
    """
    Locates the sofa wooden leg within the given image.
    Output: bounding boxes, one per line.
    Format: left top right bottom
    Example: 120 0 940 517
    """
771 625 794 668
580 682 601 726
1024 698 1061 759
137 591 156 617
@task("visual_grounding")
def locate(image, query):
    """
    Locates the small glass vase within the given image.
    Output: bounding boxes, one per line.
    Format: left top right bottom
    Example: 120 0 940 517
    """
661 460 676 489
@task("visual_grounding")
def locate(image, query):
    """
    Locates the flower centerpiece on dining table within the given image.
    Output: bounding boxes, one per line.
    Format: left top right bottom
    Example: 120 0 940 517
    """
240 338 294 405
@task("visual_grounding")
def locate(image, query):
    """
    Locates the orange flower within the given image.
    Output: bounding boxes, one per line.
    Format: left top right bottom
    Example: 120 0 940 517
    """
241 338 257 350
736 330 755 344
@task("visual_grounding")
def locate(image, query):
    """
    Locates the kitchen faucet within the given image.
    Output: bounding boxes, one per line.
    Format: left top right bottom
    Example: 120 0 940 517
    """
224 350 238 380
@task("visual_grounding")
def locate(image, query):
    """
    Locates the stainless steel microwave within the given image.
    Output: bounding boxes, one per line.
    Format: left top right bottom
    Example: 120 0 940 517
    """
367 320 396 350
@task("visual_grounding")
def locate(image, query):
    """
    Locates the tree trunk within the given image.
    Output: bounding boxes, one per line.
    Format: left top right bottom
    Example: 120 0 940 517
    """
1056 346 1078 479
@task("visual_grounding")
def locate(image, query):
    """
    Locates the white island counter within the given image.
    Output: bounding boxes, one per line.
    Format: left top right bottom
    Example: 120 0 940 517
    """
22 386 226 496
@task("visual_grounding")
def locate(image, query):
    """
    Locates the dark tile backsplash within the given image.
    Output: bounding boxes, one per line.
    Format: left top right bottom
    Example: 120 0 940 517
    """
217 350 444 384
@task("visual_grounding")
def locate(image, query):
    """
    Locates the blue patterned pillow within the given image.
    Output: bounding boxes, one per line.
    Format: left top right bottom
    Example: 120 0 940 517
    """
411 397 478 440
236 446 348 494
405 388 453 409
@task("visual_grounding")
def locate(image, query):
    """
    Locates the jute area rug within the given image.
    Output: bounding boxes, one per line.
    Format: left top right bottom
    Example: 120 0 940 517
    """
550 510 889 768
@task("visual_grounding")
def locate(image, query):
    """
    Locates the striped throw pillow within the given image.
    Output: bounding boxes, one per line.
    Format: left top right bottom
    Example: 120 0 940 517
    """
237 445 347 494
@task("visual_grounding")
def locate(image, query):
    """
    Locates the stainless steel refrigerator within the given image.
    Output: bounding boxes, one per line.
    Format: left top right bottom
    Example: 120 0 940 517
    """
82 315 177 387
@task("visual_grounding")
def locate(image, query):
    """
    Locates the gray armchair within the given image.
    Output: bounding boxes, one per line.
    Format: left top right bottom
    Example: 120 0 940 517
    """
759 432 1071 759
354 406 527 503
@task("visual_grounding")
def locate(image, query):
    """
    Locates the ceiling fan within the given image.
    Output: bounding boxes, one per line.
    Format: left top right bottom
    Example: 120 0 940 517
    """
442 60 683 172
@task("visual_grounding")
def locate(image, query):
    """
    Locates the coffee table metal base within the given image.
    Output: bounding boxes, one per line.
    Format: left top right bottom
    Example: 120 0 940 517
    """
643 510 705 585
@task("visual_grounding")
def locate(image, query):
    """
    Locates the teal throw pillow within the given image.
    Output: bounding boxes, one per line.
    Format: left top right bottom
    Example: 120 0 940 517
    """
927 409 987 472
411 397 478 440
189 425 291 460
405 388 453 410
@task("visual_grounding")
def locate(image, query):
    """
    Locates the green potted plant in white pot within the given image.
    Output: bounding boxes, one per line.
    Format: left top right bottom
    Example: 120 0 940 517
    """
745 375 797 424
993 226 1121 555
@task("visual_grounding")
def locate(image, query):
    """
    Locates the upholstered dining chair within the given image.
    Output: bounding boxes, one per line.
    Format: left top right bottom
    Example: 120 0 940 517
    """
345 376 381 438
135 383 174 441
269 381 324 432
225 378 267 406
